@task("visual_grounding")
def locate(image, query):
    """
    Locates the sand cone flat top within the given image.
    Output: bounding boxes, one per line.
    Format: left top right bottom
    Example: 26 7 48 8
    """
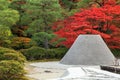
60 35 115 65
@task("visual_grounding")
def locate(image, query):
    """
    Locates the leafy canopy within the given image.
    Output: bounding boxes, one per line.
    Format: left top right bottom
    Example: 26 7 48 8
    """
0 0 19 46
24 0 64 48
53 0 120 49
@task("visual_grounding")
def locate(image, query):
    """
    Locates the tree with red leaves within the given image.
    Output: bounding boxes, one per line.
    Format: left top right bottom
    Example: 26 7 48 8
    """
53 0 120 50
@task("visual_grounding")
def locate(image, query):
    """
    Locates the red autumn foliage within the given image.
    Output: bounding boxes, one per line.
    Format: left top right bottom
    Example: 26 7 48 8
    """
53 1 120 49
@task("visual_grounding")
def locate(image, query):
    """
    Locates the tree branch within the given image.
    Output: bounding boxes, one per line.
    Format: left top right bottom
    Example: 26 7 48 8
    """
94 0 103 7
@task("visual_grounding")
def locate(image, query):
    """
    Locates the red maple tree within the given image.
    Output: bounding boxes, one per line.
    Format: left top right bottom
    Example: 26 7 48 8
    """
53 0 120 49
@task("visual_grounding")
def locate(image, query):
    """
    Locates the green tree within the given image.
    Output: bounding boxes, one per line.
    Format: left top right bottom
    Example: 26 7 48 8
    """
77 0 93 8
59 0 93 16
32 32 56 47
0 0 19 47
9 0 29 36
24 0 63 49
59 0 78 11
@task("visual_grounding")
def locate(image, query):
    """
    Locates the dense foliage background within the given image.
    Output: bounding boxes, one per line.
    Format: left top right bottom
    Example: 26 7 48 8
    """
0 0 120 59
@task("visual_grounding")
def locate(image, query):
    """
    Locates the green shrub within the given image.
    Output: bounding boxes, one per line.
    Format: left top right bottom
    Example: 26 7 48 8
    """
11 37 32 50
46 48 68 59
0 47 26 64
3 53 25 64
54 48 68 59
46 49 56 59
0 39 11 48
111 49 120 58
21 46 68 60
21 47 46 60
0 60 28 80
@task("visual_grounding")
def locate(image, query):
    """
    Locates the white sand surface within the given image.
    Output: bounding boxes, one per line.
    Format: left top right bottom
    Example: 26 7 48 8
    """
25 61 100 80
25 61 69 80
26 68 64 80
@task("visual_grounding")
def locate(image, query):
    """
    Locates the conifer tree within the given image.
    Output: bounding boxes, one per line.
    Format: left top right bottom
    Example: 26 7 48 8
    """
24 0 63 49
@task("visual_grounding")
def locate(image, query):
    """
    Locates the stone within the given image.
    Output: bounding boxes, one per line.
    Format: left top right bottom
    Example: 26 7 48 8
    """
60 35 115 65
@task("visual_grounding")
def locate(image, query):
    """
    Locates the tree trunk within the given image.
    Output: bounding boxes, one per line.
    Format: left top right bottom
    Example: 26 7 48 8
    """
44 37 49 49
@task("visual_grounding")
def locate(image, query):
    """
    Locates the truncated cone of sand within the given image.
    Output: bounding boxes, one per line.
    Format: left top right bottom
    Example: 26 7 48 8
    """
60 35 115 65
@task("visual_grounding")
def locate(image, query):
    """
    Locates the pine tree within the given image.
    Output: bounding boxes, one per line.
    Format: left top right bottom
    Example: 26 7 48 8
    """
24 0 63 49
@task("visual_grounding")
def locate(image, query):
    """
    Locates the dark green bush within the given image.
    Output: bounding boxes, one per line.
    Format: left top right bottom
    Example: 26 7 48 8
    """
54 48 68 59
45 49 56 59
46 48 68 59
21 47 46 60
21 46 68 60
0 60 28 80
0 47 26 64
111 49 120 58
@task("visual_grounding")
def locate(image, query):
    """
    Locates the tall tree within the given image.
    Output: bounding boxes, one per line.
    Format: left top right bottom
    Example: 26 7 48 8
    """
59 0 79 11
9 0 28 36
53 0 120 49
24 0 63 49
0 0 19 47
58 0 100 16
